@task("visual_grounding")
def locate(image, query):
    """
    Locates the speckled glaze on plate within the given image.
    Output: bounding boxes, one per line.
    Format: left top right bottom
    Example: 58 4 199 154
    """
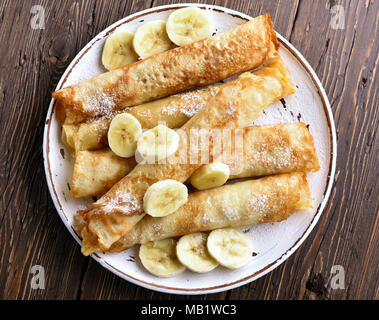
43 4 337 295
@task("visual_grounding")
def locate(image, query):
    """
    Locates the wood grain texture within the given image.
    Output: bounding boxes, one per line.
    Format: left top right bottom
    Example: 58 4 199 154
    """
0 0 377 300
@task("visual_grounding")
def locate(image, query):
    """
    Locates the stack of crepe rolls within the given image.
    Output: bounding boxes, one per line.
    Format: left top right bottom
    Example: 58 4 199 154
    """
73 53 300 254
75 80 256 255
53 13 320 265
74 73 318 256
62 58 293 153
74 119 319 256
68 59 296 198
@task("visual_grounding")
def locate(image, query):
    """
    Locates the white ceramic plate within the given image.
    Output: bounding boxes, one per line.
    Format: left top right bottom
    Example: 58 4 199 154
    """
43 4 337 295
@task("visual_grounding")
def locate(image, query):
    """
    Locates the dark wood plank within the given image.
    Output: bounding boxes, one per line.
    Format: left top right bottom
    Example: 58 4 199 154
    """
213 0 300 39
0 0 377 300
288 0 379 300
0 0 91 300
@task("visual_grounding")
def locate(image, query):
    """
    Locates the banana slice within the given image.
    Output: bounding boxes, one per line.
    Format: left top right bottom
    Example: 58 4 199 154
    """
190 162 230 190
137 124 179 162
133 20 172 59
107 113 142 158
166 7 211 46
143 179 188 217
207 228 253 269
139 239 185 277
176 232 218 273
102 29 138 70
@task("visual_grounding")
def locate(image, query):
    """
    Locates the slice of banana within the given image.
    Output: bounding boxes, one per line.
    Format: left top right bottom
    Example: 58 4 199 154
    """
137 124 179 162
166 7 211 46
139 239 186 277
207 228 253 269
176 232 219 273
143 179 188 217
107 113 142 158
133 20 172 59
102 29 138 70
190 162 230 190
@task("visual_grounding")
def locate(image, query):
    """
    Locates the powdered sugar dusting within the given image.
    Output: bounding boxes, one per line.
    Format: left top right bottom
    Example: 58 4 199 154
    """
102 189 140 212
78 81 118 118
271 145 295 169
252 143 295 171
221 200 240 221
161 86 220 118
179 95 207 117
161 93 207 118
248 194 269 216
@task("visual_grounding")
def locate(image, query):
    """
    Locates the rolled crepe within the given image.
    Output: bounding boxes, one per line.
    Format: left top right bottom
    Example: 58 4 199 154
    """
61 81 221 151
109 173 312 251
229 122 320 177
62 59 295 152
77 66 294 255
53 14 278 124
62 88 213 151
72 123 319 198
71 149 136 198
61 124 78 156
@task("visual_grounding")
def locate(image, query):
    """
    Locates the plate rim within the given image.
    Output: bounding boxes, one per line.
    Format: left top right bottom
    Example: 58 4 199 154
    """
43 3 337 295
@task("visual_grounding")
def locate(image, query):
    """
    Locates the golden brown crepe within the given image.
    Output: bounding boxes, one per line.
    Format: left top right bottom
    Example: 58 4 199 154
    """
60 82 225 151
76 65 295 255
71 149 137 198
68 59 298 199
71 123 319 198
61 124 78 156
109 172 312 251
229 122 320 177
53 14 278 124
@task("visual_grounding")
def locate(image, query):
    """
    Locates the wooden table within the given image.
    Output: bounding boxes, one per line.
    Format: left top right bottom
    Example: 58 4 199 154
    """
0 0 378 300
